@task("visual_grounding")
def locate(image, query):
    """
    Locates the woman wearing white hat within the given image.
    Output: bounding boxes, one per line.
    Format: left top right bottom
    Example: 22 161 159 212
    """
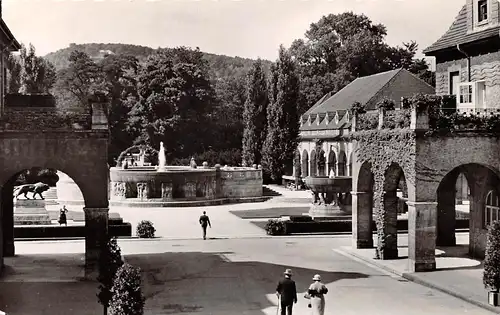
306 274 328 315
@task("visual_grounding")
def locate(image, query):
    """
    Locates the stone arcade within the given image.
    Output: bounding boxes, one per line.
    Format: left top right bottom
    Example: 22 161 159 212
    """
0 97 110 279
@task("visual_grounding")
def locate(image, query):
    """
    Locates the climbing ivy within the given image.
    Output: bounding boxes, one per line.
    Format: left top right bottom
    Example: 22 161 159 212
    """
350 129 415 259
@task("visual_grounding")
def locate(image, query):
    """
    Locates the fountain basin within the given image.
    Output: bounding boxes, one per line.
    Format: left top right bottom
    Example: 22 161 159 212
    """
304 176 352 220
109 165 265 207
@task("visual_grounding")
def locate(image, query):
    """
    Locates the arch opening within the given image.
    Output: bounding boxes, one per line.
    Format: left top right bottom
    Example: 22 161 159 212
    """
1 168 89 260
327 151 336 177
338 151 347 176
310 149 317 177
301 149 309 177
437 163 500 259
378 162 409 260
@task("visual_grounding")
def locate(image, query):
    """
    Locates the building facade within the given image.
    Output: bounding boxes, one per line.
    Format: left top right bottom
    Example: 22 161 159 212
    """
297 68 435 179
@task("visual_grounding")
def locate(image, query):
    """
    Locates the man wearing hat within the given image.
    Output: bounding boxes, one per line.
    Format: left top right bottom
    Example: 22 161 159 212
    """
276 268 297 315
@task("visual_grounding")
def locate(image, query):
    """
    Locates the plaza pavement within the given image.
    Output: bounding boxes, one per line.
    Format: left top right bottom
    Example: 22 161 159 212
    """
2 237 495 315
1 189 496 314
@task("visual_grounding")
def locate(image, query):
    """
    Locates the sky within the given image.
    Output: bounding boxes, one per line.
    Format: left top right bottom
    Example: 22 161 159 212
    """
3 0 464 62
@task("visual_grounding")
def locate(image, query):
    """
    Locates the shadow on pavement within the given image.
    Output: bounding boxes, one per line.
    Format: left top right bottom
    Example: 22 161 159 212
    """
125 251 370 314
0 251 371 315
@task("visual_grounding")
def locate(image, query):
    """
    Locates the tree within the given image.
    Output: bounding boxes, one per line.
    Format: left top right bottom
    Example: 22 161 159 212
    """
211 74 246 152
288 12 435 114
97 237 124 315
6 53 21 93
109 263 145 315
242 59 268 166
262 46 300 182
484 221 500 293
127 47 216 160
18 43 56 94
100 54 139 165
53 50 107 109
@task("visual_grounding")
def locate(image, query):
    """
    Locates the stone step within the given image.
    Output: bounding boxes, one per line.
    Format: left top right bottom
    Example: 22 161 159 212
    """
44 187 58 200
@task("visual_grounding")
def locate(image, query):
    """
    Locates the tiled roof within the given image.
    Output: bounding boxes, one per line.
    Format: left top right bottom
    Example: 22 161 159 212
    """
423 5 500 55
303 69 401 116
0 19 20 51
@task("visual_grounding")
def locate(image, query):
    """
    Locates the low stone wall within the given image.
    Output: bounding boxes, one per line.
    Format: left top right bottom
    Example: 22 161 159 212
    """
109 165 263 203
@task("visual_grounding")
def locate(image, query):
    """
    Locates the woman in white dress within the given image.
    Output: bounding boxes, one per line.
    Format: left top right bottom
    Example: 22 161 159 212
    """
307 274 328 315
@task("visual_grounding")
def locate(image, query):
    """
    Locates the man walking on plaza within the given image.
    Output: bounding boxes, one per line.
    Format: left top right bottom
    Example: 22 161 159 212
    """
199 211 211 240
276 268 297 315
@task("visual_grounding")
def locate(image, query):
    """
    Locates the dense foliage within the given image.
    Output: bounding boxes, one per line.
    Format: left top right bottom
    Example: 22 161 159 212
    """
97 237 124 315
261 46 300 182
109 263 146 315
484 221 500 292
242 59 268 166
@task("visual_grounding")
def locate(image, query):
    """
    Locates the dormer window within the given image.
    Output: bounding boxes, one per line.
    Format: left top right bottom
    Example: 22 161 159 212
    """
478 0 488 23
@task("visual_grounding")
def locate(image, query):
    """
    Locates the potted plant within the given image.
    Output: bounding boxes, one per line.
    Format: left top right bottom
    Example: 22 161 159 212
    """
483 220 500 306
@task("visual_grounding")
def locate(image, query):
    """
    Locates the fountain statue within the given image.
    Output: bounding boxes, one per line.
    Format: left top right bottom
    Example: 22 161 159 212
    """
329 169 335 179
157 141 166 172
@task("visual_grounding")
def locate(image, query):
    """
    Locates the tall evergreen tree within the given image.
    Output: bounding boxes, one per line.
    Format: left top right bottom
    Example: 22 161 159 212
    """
262 46 300 182
242 59 268 166
6 53 21 93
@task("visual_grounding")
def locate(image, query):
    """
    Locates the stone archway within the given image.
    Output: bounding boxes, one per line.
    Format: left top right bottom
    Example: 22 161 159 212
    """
317 149 326 176
301 149 309 177
338 151 347 176
310 149 317 177
327 151 336 176
0 130 109 279
352 162 374 248
437 163 500 259
379 162 408 259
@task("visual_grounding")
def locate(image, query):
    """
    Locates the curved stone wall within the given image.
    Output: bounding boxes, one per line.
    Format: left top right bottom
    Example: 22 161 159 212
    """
109 165 263 203
56 171 84 206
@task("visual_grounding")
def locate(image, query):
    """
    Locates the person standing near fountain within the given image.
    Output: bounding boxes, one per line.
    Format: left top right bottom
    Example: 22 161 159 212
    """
58 205 68 226
199 211 211 240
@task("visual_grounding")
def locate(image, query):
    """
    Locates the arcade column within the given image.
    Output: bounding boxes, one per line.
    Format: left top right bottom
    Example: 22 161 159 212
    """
84 207 109 279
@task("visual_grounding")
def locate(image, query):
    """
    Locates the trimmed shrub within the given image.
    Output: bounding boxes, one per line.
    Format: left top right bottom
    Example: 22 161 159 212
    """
97 237 124 315
136 220 156 238
109 263 146 315
265 219 287 235
484 221 500 292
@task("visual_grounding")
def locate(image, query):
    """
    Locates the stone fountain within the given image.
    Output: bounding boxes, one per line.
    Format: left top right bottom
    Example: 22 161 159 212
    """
304 174 352 220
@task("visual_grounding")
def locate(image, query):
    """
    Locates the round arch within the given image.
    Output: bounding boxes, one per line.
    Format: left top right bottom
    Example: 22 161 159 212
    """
301 149 309 177
317 149 326 176
338 151 347 176
437 163 500 258
310 149 317 177
328 151 336 176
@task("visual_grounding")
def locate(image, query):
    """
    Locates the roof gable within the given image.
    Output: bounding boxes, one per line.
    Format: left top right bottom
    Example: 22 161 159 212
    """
303 69 401 116
424 1 500 55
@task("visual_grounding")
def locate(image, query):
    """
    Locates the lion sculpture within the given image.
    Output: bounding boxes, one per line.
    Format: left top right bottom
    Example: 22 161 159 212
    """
13 182 50 200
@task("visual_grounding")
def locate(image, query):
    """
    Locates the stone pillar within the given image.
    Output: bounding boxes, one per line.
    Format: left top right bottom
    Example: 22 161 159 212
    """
351 191 373 248
2 202 13 257
407 201 437 272
84 207 108 280
379 191 398 259
436 187 456 246
2 184 14 257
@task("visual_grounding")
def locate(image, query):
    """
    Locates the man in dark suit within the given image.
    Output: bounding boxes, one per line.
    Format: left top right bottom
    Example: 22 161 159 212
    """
276 268 297 315
199 211 211 240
